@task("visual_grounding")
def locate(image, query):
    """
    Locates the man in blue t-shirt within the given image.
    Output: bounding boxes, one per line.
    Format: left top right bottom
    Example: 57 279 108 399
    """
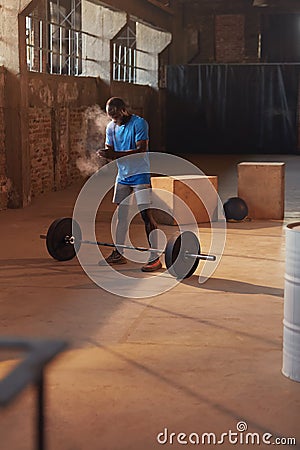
97 97 162 272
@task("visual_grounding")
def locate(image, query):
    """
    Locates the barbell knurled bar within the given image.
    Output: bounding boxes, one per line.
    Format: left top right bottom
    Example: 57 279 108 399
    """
40 234 216 261
68 238 215 261
40 217 216 279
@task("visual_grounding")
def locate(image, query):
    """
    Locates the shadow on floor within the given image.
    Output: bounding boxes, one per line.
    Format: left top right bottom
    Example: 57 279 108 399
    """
184 276 284 298
0 258 284 299
224 220 284 230
0 258 64 267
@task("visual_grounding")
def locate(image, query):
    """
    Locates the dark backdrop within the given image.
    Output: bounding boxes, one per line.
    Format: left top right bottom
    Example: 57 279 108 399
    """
166 64 300 154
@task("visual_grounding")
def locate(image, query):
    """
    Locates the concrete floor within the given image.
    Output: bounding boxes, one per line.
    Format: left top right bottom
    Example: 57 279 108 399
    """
0 154 300 450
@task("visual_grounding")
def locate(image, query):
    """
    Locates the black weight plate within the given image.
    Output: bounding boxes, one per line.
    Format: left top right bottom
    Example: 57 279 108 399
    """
165 231 200 279
46 217 82 261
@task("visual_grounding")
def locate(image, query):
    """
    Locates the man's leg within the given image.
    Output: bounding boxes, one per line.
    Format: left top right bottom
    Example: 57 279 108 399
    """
139 207 157 248
115 203 130 254
139 206 162 272
99 183 131 265
103 203 129 264
133 185 162 272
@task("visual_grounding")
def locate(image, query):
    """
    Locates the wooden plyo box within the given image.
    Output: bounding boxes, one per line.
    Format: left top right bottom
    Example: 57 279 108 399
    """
237 162 285 219
151 175 218 225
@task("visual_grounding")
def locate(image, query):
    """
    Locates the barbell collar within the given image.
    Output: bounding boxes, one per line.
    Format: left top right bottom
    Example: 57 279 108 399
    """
184 251 216 261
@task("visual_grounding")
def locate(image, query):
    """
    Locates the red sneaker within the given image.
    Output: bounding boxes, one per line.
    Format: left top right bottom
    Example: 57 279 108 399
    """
141 258 162 272
98 249 127 265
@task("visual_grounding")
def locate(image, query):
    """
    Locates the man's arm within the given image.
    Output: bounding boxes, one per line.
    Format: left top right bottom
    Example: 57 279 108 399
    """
115 139 148 158
97 140 148 160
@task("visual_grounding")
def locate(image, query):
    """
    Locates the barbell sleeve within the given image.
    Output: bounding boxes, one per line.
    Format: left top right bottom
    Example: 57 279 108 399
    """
184 252 216 261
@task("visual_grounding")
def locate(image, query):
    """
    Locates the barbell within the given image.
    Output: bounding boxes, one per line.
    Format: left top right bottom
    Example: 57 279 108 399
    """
40 217 216 279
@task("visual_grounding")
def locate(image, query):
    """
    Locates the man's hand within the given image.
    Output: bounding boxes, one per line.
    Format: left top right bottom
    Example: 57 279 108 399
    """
96 147 115 160
96 148 107 157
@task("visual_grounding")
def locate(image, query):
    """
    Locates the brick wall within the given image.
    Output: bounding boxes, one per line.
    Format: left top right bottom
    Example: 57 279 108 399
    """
53 107 87 189
28 106 88 197
54 107 69 190
215 15 245 62
174 3 260 64
1 70 159 206
0 108 8 209
26 74 104 200
69 107 88 184
28 108 54 198
0 67 9 210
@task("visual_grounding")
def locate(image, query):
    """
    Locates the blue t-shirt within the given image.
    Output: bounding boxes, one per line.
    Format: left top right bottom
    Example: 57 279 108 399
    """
106 115 151 185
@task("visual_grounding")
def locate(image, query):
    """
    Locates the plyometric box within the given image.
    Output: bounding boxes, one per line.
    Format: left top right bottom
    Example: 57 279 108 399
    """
151 175 218 225
238 162 285 220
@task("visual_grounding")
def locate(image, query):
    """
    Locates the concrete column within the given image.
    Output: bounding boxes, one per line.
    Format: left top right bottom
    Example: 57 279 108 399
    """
0 1 36 207
82 1 126 83
136 23 171 88
0 2 21 73
0 0 34 74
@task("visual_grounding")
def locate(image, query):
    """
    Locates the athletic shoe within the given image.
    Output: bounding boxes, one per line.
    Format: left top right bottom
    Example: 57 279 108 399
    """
99 249 127 265
141 258 162 272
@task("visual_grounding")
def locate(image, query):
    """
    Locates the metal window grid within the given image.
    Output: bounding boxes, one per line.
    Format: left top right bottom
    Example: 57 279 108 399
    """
26 0 82 75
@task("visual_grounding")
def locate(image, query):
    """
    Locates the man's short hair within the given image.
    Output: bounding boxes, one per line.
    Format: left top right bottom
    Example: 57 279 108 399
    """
106 97 126 112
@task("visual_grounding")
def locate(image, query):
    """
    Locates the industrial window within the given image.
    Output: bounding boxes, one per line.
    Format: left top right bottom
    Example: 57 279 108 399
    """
112 22 137 83
25 0 82 75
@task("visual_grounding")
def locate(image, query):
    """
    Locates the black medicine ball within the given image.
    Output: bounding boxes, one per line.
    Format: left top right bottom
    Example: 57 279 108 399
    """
223 197 248 221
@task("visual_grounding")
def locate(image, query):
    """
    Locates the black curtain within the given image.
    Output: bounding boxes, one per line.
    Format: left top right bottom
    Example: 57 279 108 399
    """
166 64 300 154
262 15 300 63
